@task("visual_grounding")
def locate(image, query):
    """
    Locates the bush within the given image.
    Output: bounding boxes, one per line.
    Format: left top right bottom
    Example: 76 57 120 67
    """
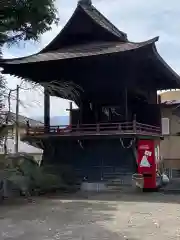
0 154 78 198
43 164 77 185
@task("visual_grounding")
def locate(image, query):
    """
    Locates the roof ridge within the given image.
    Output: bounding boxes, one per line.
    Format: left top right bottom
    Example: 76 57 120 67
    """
78 0 92 6
39 1 127 53
80 3 127 41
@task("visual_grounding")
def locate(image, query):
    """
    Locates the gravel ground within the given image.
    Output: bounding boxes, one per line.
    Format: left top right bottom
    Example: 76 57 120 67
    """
0 191 180 240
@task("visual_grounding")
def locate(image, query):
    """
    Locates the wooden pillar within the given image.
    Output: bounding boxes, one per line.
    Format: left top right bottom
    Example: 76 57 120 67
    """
66 102 73 125
44 87 50 132
95 103 99 123
158 95 161 104
79 102 83 124
148 90 157 104
109 107 112 121
81 100 89 124
70 102 73 125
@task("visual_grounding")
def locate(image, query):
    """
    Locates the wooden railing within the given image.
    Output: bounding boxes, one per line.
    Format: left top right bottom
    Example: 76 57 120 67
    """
24 121 161 138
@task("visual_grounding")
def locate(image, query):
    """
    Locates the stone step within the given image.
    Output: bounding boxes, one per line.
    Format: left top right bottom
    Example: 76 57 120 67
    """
103 172 131 175
103 174 130 178
79 182 132 192
106 185 133 192
103 174 132 178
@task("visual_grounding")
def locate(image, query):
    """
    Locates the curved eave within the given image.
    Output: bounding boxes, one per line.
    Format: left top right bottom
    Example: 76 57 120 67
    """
152 45 180 89
0 37 158 66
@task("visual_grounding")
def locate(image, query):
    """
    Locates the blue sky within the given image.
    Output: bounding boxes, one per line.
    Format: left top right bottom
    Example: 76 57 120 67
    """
2 0 180 117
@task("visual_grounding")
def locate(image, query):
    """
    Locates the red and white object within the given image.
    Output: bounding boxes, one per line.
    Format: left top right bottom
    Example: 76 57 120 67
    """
137 140 158 189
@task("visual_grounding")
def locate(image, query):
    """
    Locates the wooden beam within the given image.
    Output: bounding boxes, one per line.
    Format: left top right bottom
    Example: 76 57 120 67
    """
68 102 73 125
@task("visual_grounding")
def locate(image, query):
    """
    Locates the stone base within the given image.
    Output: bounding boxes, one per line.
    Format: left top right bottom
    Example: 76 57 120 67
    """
81 182 107 192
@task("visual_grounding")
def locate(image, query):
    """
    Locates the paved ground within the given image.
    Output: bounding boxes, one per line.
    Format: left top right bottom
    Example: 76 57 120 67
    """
0 191 180 240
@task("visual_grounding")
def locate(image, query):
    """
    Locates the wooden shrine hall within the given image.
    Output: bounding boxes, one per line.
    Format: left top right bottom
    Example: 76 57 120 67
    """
1 0 180 186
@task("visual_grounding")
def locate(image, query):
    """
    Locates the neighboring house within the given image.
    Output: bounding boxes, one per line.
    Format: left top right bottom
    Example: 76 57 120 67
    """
0 112 43 164
160 90 180 178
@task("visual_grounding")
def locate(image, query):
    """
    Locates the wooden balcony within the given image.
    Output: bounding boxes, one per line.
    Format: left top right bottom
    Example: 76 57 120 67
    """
22 121 162 140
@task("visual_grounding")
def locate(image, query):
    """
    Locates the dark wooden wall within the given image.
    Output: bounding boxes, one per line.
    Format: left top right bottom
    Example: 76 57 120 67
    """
71 97 161 127
43 138 136 182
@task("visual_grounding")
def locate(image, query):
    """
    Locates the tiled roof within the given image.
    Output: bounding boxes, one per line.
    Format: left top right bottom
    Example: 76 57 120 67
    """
41 1 127 53
1 38 158 65
81 3 127 40
161 100 180 105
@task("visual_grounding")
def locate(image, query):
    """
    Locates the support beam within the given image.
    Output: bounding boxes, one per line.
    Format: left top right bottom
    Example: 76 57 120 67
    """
95 103 99 123
66 102 73 125
44 87 50 132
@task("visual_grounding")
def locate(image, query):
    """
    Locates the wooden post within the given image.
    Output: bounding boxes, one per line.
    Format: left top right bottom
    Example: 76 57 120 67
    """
79 102 83 125
69 102 73 125
66 101 73 131
44 87 50 133
158 95 161 104
95 104 98 123
96 123 100 133
66 102 73 125
118 124 122 131
133 114 136 132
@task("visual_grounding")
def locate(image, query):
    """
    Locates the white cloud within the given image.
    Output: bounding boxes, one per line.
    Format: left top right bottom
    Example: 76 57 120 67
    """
3 0 180 117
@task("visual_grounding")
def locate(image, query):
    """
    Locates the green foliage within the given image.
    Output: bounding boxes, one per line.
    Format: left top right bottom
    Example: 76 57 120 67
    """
0 1 59 147
0 68 6 146
0 0 59 45
43 164 77 185
0 47 6 99
0 154 76 197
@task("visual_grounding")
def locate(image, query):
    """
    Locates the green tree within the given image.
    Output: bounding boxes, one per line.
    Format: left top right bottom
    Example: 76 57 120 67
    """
0 0 59 149
0 0 59 45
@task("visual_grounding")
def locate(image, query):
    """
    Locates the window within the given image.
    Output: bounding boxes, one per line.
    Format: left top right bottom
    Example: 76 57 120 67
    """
171 169 180 179
7 129 14 139
161 118 170 135
0 147 12 153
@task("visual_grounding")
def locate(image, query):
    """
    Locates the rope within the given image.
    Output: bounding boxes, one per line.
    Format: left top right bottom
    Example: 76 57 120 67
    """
78 140 84 149
119 138 135 149
111 108 122 116
102 107 110 118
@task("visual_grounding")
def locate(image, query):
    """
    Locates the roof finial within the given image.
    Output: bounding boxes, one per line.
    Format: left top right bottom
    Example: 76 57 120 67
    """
78 0 92 6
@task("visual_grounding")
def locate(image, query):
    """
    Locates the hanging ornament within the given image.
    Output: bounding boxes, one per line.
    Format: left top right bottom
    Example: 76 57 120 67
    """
119 138 135 149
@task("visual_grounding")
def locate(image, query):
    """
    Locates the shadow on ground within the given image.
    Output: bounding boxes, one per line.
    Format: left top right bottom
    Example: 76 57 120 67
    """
0 194 140 240
42 189 180 204
1 190 180 239
1 187 180 208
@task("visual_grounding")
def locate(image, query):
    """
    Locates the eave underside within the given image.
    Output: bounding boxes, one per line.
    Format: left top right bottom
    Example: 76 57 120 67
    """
1 42 180 104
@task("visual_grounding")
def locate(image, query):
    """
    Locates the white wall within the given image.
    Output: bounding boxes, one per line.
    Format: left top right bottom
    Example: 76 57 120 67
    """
0 132 43 155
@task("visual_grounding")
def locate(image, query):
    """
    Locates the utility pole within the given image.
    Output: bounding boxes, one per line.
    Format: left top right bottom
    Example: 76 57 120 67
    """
15 85 19 153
